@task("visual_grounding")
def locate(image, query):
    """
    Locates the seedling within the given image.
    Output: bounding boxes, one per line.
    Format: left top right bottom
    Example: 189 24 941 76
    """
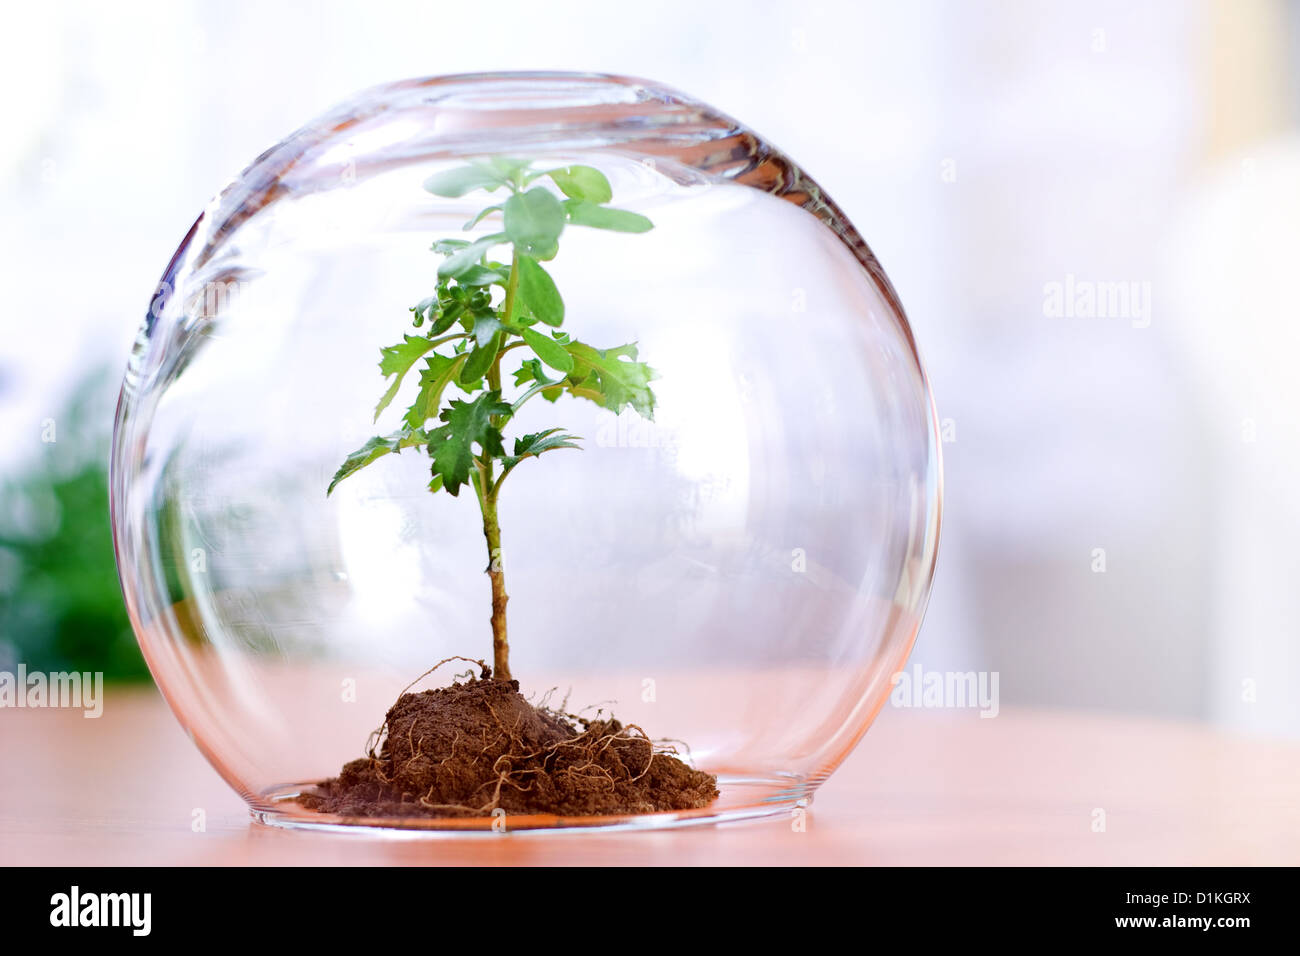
328 157 657 682
307 158 716 819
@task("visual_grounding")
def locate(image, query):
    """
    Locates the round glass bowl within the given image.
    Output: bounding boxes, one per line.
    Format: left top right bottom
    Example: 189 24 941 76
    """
110 72 942 832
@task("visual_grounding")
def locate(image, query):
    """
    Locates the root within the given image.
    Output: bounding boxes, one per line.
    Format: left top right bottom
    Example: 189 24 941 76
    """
397 655 491 697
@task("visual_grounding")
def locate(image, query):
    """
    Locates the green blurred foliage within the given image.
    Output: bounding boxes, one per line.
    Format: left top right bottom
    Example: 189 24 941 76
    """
0 373 149 681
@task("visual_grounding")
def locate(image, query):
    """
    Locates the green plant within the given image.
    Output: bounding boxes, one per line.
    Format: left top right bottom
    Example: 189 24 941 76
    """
328 158 657 682
0 373 148 681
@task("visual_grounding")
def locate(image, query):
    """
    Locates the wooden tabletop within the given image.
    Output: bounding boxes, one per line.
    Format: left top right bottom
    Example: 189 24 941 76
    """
2 687 1296 865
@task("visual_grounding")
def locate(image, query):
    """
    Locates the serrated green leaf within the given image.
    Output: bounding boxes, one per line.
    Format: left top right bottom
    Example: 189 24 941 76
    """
424 165 509 198
565 341 657 418
513 357 559 388
521 326 574 373
328 427 427 495
375 334 442 421
514 428 579 455
427 390 513 496
516 359 563 403
542 165 612 204
564 199 653 233
425 424 466 496
404 352 463 429
504 188 566 257
499 427 582 471
514 256 564 326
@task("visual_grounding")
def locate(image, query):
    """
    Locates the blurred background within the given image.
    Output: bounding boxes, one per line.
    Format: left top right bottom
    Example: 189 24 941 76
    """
1 0 1296 734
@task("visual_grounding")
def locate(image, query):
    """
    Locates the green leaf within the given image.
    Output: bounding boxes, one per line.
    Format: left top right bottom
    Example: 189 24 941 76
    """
514 256 564 326
403 352 463 429
410 296 437 328
375 334 442 421
504 188 566 257
500 427 582 471
565 341 658 418
456 264 506 287
520 326 574 374
471 313 503 348
564 199 653 233
427 390 512 496
438 235 505 279
328 427 427 495
513 358 564 403
423 165 509 197
542 165 612 204
513 357 556 387
425 425 465 496
459 333 500 385
515 428 581 456
430 304 462 335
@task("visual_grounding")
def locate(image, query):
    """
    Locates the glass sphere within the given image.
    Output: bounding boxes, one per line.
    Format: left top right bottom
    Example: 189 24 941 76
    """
111 72 942 831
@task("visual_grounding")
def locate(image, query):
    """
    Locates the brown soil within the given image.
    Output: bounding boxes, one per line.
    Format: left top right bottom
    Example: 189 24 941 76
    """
299 667 718 819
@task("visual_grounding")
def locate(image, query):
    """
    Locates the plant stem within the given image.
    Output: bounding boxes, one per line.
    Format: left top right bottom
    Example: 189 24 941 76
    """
478 474 510 682
498 250 521 357
476 247 521 682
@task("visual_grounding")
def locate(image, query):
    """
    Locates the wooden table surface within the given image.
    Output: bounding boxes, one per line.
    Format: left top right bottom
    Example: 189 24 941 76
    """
2 687 1297 866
